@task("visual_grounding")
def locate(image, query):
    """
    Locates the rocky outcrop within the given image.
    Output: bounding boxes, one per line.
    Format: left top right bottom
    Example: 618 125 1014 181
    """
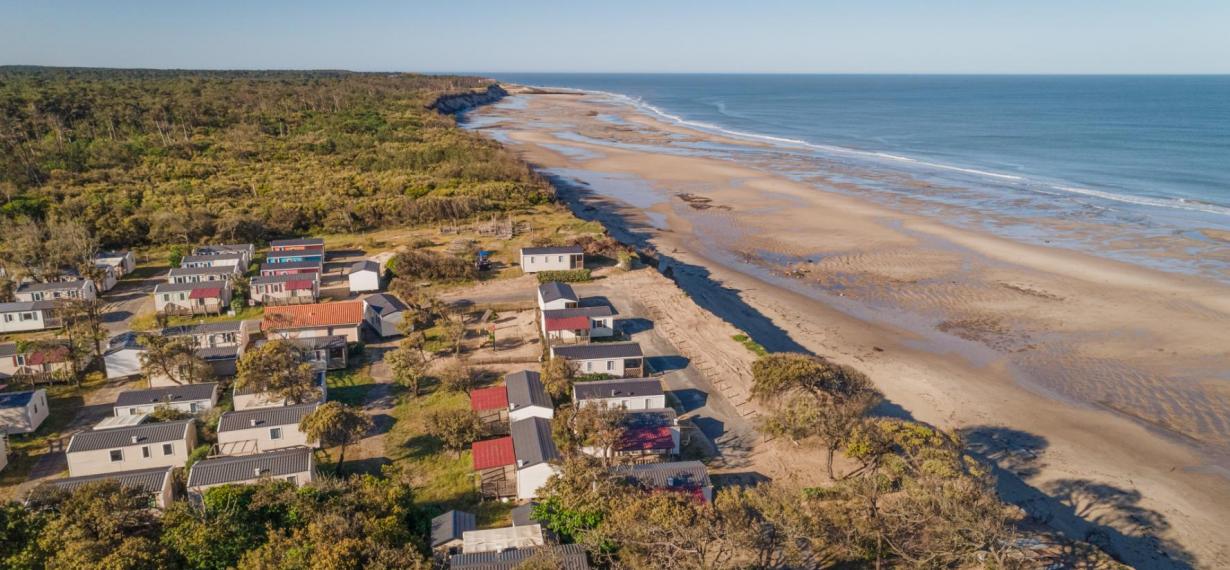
428 84 507 114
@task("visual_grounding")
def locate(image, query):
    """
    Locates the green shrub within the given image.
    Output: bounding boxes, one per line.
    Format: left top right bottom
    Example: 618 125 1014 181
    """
536 269 591 283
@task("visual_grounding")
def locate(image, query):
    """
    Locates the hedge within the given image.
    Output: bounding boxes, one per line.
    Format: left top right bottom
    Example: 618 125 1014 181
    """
536 269 592 283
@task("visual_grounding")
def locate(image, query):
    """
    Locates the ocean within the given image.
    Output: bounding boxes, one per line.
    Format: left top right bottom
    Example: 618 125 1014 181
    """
484 74 1230 280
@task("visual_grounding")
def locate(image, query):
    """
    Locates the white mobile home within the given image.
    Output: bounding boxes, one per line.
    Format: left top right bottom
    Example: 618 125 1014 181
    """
572 377 666 410
510 417 561 500
249 273 319 306
0 390 50 434
192 244 255 267
153 282 233 316
363 293 408 338
14 279 96 302
186 446 315 497
504 371 554 422
103 332 145 380
216 404 318 454
39 466 176 509
550 342 644 378
167 265 241 284
536 282 578 312
185 445 314 499
180 252 247 270
541 305 616 343
95 251 137 278
614 460 714 502
65 419 196 477
0 342 80 384
519 246 584 274
114 383 219 416
0 301 61 333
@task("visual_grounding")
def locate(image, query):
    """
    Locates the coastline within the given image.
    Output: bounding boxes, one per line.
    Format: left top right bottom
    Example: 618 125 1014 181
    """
469 90 1230 567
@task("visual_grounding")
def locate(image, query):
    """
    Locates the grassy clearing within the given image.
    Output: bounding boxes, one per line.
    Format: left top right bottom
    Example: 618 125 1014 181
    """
383 385 512 527
326 367 380 406
732 333 769 356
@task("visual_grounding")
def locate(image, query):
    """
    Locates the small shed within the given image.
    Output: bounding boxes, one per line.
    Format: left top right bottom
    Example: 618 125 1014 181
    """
0 389 50 434
348 260 383 293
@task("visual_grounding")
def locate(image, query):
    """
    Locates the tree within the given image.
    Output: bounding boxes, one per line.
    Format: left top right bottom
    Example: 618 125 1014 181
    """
540 357 575 402
58 296 108 363
139 334 212 386
385 342 428 397
751 353 882 480
167 244 185 268
235 339 318 405
27 480 176 569
441 316 465 356
45 217 100 280
0 216 53 282
562 403 625 466
0 502 46 569
436 359 475 394
531 455 623 543
423 408 481 457
299 402 373 474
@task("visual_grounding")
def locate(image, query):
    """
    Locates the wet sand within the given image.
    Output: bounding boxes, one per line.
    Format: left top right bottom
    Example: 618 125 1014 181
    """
471 92 1230 567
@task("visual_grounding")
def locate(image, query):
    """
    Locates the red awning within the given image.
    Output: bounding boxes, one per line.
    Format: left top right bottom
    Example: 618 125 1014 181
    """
472 436 516 470
545 315 591 332
188 287 222 300
470 386 509 411
619 426 676 451
285 280 315 291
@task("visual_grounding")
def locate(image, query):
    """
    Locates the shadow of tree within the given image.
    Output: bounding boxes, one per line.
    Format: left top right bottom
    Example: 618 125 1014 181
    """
963 425 1196 569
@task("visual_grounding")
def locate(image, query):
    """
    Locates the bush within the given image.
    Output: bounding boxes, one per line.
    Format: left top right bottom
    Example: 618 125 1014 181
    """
389 249 477 281
536 269 591 283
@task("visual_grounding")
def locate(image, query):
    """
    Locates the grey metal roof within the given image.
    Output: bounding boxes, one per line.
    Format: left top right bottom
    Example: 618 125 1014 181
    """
505 371 551 410
510 417 559 467
364 293 407 315
251 273 319 285
181 253 246 263
450 544 589 569
573 377 662 402
161 320 245 336
115 383 219 408
0 300 60 312
193 244 253 255
521 245 583 255
154 282 229 294
218 403 317 432
259 261 322 271
552 342 642 361
537 282 577 304
510 503 539 527
15 280 89 293
270 238 325 247
186 446 313 488
41 466 173 496
614 460 711 491
350 260 380 273
196 346 240 361
168 266 238 276
0 390 39 408
65 419 193 453
542 306 614 319
430 510 477 547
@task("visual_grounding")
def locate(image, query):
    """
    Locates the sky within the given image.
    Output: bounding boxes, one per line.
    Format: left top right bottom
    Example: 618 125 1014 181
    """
2 0 1229 74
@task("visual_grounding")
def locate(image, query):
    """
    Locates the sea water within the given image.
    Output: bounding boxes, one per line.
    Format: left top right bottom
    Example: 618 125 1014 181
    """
484 74 1230 281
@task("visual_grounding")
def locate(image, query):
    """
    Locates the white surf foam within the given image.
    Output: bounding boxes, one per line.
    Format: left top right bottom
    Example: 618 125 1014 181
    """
516 83 1230 219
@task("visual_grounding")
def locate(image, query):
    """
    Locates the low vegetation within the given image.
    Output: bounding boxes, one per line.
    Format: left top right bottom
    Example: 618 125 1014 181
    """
535 268 592 283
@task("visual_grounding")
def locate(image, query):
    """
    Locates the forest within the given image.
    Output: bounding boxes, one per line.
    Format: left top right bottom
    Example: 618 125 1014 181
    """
0 67 552 249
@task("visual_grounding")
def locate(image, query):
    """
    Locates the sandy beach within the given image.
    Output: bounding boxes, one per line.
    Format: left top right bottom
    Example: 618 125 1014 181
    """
470 91 1230 567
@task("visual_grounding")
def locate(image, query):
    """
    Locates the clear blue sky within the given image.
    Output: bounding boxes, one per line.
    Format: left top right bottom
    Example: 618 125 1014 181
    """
2 0 1228 74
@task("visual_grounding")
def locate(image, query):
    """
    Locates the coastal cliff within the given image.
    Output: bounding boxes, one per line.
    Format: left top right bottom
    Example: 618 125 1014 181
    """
428 83 507 114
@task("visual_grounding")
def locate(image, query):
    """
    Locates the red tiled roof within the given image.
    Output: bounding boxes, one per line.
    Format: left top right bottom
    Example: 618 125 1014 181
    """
285 280 315 291
619 426 676 451
544 315 591 332
263 301 364 330
472 436 516 470
188 287 222 300
470 386 509 411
